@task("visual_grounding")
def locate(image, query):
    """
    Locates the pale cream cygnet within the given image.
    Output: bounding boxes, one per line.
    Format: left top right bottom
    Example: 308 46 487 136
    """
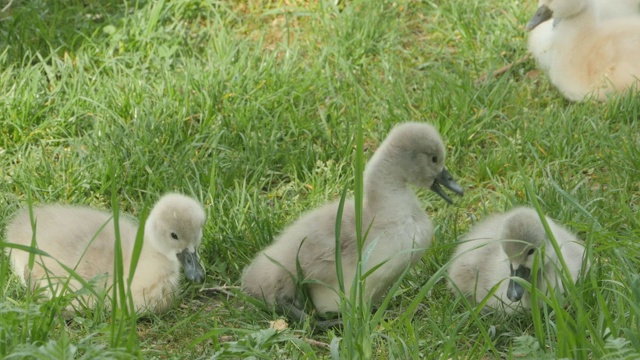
5 193 206 314
448 207 587 313
527 0 640 101
528 0 640 72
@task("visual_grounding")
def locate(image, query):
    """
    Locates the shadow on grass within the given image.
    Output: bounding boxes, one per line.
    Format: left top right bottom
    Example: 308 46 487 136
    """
0 0 135 64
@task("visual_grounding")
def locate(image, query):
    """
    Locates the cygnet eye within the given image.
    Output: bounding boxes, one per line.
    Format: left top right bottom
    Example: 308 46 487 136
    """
171 232 179 240
527 248 535 256
431 156 438 163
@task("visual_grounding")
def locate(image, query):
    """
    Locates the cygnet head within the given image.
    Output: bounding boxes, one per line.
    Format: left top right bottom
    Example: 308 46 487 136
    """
526 0 589 31
145 193 206 283
377 122 463 203
500 208 549 302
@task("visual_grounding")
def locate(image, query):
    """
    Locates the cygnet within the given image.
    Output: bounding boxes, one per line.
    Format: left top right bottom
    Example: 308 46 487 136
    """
528 0 640 72
5 193 206 314
242 122 463 326
527 0 640 101
447 207 587 313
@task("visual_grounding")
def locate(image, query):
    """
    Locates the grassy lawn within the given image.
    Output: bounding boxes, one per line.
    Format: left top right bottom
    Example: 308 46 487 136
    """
1 0 639 358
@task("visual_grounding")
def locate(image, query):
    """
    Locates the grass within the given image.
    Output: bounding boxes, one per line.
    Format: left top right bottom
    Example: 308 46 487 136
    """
1 0 639 358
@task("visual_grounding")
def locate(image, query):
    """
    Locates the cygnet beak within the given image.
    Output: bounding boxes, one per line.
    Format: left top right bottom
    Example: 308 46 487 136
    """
430 168 464 204
507 264 531 302
177 248 205 283
526 5 553 31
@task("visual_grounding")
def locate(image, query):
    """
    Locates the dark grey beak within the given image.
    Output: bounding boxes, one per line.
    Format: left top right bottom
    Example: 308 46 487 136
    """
507 264 531 302
177 249 205 283
526 5 553 31
430 168 464 204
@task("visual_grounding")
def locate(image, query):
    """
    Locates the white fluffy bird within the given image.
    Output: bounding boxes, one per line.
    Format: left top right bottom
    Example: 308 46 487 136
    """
528 0 640 72
242 122 463 325
5 193 206 314
447 207 587 313
527 0 640 101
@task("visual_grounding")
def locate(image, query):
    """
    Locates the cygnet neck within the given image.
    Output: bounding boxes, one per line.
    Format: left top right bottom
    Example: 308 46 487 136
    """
556 2 596 31
139 220 164 258
363 153 418 210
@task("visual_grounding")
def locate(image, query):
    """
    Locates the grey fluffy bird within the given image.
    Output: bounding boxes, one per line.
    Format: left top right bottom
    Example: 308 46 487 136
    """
242 122 463 325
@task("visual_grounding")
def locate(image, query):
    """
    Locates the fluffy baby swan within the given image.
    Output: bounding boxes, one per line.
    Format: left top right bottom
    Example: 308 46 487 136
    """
5 193 206 314
526 0 640 101
528 0 640 72
242 122 463 326
447 207 587 313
